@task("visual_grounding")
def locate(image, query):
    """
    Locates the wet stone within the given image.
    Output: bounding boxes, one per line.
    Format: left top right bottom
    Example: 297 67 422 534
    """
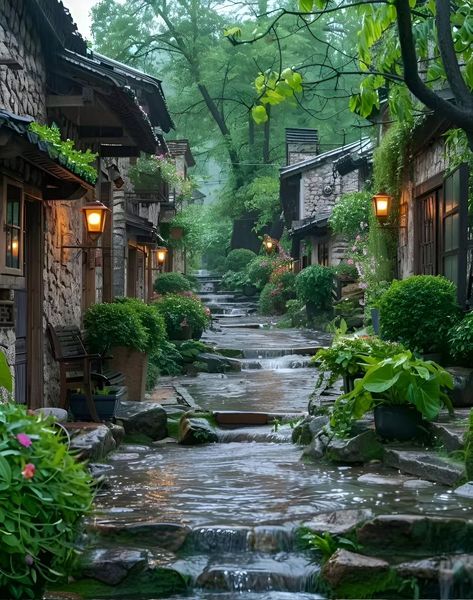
454 482 473 499
108 453 141 462
187 526 253 553
325 430 383 464
117 444 150 453
403 479 434 490
292 415 329 445
115 401 167 441
90 521 191 552
304 509 374 536
88 463 114 479
253 526 294 552
70 425 116 461
322 549 390 591
357 473 407 486
80 548 148 585
178 414 218 445
384 448 465 486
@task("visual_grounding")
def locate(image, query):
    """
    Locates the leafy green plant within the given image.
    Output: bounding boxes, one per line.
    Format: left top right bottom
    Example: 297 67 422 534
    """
84 302 148 353
464 409 473 481
448 312 473 366
334 262 359 281
302 531 360 563
295 264 334 311
28 122 97 183
0 403 93 599
379 276 461 354
259 283 287 315
331 351 454 437
113 297 167 350
329 191 373 239
154 272 192 295
313 336 406 387
147 340 184 389
224 248 257 273
247 255 285 290
176 340 209 363
154 293 211 340
221 269 251 292
129 154 193 199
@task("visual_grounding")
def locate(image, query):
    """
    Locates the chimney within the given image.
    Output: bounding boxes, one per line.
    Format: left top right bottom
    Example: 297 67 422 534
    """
285 128 319 165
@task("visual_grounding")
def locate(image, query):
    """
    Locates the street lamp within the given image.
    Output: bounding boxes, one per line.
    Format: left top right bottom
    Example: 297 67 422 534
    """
156 246 168 266
372 193 392 221
81 201 110 240
263 236 277 254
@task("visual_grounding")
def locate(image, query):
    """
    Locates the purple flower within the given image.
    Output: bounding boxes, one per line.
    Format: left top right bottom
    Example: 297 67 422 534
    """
347 259 354 265
25 555 34 566
359 282 368 290
16 433 32 448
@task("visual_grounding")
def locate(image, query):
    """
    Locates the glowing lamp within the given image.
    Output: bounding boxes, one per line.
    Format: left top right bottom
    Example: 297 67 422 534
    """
11 240 19 257
81 201 110 240
263 236 277 253
156 246 168 265
373 193 392 220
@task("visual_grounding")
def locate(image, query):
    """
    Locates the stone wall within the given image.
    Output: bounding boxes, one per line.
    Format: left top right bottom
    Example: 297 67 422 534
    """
0 0 47 120
301 161 360 220
43 201 84 405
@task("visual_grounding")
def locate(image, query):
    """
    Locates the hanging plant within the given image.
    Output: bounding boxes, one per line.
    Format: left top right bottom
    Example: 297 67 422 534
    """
129 154 194 200
28 122 97 183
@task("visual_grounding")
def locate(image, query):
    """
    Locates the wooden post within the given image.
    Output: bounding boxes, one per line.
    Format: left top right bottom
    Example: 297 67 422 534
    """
101 182 113 302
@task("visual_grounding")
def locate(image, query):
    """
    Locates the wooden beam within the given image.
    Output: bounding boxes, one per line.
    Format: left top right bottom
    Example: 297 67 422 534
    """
42 181 88 201
79 126 123 138
46 95 86 107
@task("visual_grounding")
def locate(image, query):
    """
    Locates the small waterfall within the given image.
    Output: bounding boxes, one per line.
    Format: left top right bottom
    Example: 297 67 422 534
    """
241 354 312 370
217 427 293 444
188 527 254 553
243 348 296 359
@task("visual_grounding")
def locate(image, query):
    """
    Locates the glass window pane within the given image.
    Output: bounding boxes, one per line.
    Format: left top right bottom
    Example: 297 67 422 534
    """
444 177 453 213
444 255 458 286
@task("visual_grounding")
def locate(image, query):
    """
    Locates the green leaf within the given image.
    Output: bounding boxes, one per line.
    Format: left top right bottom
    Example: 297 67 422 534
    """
299 0 314 12
363 365 400 393
223 26 241 38
0 455 12 484
0 352 12 393
252 105 268 124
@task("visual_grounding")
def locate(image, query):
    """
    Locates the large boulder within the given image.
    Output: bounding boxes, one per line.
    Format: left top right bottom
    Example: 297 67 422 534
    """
80 548 148 585
115 401 167 441
69 424 116 461
196 352 241 373
178 412 218 445
292 415 329 445
303 509 374 537
325 430 383 463
89 521 191 552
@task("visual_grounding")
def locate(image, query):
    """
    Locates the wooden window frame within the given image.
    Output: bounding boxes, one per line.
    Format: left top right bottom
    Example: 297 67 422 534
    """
1 177 24 277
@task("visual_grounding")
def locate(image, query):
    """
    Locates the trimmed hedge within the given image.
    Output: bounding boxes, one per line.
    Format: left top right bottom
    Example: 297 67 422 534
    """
154 272 191 295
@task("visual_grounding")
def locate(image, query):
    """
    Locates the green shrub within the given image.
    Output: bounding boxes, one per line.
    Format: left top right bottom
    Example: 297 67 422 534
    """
221 269 251 292
449 312 473 365
0 403 93 599
295 264 334 311
153 272 191 295
247 255 285 290
334 262 358 281
114 297 167 350
84 302 148 353
224 248 257 273
154 293 211 339
378 275 460 354
329 191 372 238
259 283 288 315
147 340 183 389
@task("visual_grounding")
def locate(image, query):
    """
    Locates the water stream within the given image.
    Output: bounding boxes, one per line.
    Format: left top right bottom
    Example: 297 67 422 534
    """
91 290 473 598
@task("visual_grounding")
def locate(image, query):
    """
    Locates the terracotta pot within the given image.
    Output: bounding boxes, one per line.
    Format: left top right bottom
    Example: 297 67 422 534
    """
111 346 148 401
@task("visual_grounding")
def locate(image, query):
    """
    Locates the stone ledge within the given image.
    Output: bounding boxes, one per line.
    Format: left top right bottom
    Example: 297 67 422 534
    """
384 447 464 486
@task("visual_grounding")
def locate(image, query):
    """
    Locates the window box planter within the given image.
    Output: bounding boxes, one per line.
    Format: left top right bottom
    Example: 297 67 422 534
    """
69 386 127 421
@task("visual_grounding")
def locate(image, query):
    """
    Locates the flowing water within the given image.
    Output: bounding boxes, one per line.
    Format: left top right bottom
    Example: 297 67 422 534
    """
91 292 473 599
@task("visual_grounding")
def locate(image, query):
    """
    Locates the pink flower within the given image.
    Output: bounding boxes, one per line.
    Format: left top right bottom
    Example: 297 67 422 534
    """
359 282 368 290
356 235 361 241
16 433 32 448
352 246 357 252
22 463 35 479
347 259 354 265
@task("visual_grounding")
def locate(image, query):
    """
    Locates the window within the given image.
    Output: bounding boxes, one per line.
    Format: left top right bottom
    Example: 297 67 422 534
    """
318 241 329 266
1 179 24 276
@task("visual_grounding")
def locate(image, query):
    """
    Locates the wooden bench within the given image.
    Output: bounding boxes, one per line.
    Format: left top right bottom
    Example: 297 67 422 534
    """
47 323 125 422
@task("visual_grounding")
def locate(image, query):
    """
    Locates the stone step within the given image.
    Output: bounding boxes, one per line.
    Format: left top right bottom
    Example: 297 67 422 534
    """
384 447 465 486
214 411 304 427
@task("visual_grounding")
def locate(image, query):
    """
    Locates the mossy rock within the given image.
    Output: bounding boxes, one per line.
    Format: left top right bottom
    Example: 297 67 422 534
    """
54 567 188 599
217 348 244 359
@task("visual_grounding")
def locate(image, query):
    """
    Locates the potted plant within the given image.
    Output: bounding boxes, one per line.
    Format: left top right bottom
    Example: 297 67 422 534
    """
314 336 406 392
154 293 211 341
330 351 454 440
69 385 128 421
84 300 166 401
0 401 92 599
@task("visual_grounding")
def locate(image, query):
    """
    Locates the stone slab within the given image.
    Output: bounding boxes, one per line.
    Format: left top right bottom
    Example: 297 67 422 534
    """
322 549 390 590
304 509 374 536
384 448 465 486
80 548 148 585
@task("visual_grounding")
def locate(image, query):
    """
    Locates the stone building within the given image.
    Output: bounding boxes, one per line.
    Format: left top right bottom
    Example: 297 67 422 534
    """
280 130 372 268
0 0 173 407
395 114 472 308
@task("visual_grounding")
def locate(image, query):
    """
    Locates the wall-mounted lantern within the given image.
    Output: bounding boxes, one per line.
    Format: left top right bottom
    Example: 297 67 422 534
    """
372 193 392 221
156 246 168 265
81 201 110 241
263 236 277 254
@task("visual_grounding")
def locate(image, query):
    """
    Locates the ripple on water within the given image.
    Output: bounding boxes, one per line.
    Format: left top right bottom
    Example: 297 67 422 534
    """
96 442 473 528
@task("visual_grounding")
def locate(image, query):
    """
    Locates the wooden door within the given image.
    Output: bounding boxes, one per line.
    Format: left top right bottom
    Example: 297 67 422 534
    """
14 289 27 404
416 191 439 275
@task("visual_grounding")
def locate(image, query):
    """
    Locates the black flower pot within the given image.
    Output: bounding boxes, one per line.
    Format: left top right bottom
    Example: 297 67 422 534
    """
374 405 424 441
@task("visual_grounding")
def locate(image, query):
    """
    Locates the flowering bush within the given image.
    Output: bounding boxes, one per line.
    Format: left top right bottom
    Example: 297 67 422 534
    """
154 293 211 340
0 403 93 599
